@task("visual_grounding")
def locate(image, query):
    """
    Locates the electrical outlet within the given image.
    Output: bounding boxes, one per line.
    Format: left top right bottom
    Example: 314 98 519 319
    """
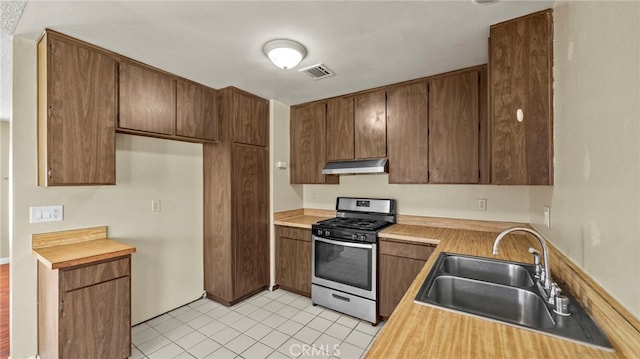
477 198 487 211
30 205 63 223
151 200 161 213
544 206 551 227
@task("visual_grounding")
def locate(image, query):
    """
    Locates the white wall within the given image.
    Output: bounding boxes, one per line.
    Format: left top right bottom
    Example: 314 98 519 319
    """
271 100 303 213
270 100 304 287
530 1 640 319
1 122 8 260
304 176 530 223
11 36 204 358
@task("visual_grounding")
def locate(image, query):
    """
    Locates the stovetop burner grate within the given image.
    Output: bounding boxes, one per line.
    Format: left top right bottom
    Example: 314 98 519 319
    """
316 217 390 231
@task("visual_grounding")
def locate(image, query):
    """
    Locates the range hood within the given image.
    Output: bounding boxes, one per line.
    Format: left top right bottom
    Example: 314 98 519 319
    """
321 158 388 175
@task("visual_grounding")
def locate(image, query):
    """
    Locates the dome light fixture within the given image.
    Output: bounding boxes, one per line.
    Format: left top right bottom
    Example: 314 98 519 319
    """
263 39 307 70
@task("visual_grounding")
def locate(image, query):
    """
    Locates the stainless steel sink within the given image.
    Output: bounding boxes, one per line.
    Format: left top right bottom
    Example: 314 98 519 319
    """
425 275 555 328
415 252 613 351
439 254 534 287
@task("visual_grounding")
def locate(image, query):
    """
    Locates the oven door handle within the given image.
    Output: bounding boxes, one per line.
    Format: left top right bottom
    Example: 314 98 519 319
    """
313 236 373 249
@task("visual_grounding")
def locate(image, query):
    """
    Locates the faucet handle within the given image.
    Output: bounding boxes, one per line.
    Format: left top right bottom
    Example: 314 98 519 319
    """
548 282 561 304
528 247 543 280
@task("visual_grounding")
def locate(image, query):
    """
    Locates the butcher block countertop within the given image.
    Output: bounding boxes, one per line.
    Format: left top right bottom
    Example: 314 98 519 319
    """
32 226 136 269
274 210 640 358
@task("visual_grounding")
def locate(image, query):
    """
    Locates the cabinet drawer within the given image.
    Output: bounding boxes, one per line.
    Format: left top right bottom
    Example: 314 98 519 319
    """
276 226 311 242
379 239 434 261
62 256 130 292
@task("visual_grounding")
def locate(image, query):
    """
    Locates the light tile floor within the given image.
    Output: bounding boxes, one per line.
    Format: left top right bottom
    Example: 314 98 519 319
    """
131 289 384 359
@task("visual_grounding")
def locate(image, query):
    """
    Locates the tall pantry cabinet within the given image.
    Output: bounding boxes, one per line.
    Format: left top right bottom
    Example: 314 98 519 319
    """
203 87 270 305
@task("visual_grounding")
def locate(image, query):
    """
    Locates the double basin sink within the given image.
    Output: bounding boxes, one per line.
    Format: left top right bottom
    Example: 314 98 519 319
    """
415 252 613 351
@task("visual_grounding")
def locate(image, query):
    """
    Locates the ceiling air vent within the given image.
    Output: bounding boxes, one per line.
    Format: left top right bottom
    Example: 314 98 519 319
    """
299 63 335 80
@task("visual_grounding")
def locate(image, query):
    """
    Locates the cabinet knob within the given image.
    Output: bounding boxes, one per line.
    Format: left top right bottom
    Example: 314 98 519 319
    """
516 108 524 122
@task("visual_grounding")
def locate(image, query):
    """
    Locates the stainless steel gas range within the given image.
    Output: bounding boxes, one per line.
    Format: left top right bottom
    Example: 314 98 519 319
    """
311 197 396 324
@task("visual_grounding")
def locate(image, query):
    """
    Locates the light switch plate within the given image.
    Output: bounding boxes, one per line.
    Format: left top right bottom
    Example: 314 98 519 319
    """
544 206 551 227
30 205 63 223
151 200 161 213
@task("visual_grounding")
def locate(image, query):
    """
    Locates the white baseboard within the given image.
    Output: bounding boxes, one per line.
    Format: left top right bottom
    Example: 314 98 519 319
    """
0 257 9 265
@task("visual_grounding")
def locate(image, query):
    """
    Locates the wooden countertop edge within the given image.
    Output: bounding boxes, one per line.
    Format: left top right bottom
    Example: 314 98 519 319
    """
33 246 136 270
274 209 305 221
273 220 314 229
378 233 441 245
32 226 136 270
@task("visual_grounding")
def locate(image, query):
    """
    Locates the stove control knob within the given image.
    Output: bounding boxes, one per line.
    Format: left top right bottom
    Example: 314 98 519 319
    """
360 234 367 241
352 234 358 241
324 230 330 237
317 229 323 236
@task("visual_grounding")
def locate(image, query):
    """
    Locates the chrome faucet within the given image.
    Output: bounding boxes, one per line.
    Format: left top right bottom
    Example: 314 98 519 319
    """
492 227 552 293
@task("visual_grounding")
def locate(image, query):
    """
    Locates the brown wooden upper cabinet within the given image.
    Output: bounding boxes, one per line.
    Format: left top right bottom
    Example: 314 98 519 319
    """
232 90 269 147
290 102 339 184
429 70 481 184
326 96 355 161
489 9 553 185
326 90 387 161
37 30 117 186
176 80 217 141
386 82 429 184
386 66 487 184
354 90 387 159
119 61 176 136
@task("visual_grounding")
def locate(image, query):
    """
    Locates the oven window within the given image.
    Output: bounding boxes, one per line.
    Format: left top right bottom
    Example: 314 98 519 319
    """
314 240 372 291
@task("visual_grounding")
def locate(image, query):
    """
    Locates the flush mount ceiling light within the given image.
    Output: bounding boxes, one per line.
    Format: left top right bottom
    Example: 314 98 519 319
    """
263 39 307 70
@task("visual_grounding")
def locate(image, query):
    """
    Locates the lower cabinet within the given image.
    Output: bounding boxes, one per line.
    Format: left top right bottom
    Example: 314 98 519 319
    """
38 256 131 359
275 226 312 297
379 238 435 318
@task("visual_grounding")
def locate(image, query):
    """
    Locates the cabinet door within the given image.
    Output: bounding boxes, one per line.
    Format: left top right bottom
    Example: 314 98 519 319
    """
295 239 312 296
276 228 311 297
290 102 328 184
119 61 176 135
233 91 269 147
379 254 426 318
176 80 217 141
43 35 117 185
326 97 355 161
490 10 553 185
354 90 387 159
60 277 130 359
276 235 297 292
386 82 428 184
233 144 269 298
429 71 480 183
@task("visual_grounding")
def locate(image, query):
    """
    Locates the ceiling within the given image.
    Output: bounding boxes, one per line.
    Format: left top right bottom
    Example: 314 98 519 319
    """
11 0 554 107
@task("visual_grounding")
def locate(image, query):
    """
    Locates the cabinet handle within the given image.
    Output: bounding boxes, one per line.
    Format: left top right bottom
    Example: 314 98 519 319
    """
516 108 524 122
48 168 52 179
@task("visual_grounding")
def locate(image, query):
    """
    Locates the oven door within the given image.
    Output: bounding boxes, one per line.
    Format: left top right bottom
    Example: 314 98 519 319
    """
311 235 376 300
